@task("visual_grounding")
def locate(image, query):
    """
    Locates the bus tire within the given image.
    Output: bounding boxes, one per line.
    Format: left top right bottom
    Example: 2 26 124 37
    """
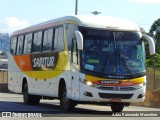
23 83 40 105
60 85 76 111
111 102 124 112
31 95 40 105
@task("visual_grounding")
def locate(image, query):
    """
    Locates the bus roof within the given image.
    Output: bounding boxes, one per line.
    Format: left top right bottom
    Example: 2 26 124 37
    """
12 15 140 36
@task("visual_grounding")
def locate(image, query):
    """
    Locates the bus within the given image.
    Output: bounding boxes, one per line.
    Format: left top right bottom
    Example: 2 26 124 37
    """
8 15 155 112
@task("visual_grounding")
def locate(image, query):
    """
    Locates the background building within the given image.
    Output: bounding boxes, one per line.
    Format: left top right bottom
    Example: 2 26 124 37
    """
0 33 9 70
0 33 10 52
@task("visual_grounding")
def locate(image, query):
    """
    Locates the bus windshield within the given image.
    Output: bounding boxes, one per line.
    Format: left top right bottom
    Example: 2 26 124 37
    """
80 27 145 78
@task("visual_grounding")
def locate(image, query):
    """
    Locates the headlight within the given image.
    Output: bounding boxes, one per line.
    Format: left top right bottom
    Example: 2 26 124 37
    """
79 78 100 87
86 81 93 86
134 83 145 89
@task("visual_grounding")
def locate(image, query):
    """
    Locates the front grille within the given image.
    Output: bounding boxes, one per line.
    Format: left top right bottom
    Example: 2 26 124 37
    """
97 86 113 91
97 86 137 91
99 93 133 99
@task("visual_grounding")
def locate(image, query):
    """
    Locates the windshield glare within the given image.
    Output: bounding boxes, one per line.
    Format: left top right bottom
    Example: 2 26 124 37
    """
80 28 145 77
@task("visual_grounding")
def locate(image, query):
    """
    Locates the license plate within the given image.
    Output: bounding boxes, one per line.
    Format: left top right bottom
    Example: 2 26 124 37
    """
110 98 121 102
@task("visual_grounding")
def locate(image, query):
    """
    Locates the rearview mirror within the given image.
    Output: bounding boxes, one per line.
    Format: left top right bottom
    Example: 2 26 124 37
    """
74 30 83 50
143 34 155 55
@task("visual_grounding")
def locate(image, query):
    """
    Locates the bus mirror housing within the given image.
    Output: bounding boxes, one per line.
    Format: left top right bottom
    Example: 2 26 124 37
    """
74 30 83 50
143 34 155 55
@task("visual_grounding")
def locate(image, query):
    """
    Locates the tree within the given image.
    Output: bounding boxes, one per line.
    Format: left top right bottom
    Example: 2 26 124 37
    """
146 54 160 67
149 18 160 54
145 18 160 67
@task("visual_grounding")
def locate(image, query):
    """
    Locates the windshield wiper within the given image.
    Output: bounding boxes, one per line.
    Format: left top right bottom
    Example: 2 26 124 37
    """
119 52 134 79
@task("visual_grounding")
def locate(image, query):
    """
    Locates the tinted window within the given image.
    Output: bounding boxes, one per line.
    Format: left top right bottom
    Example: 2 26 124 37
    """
54 26 64 51
81 27 145 77
10 37 17 55
16 35 24 55
24 33 32 54
32 31 42 52
71 39 78 64
43 28 54 51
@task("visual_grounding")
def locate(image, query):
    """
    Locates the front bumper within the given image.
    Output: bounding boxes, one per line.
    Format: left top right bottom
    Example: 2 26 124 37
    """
79 82 146 103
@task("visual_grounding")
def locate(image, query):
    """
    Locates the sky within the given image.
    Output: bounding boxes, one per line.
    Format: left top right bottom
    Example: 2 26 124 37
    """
0 0 160 34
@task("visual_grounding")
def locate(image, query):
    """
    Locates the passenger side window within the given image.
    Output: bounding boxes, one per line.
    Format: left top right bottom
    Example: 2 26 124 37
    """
16 35 24 55
23 33 32 54
66 24 78 51
32 31 42 52
43 28 54 51
10 37 17 55
54 26 64 51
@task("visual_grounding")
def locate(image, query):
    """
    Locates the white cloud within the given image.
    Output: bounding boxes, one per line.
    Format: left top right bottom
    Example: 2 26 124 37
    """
5 17 30 33
0 17 49 34
130 0 160 4
0 17 29 34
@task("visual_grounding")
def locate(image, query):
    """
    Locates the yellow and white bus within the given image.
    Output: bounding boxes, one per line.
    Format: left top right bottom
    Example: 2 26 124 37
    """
8 15 155 112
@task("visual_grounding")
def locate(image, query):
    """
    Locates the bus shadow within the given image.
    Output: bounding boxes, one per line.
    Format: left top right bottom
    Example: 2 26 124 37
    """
0 101 113 116
38 102 113 116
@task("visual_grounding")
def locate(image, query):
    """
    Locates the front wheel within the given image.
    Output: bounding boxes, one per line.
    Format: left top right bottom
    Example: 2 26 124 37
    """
60 85 76 111
111 102 125 112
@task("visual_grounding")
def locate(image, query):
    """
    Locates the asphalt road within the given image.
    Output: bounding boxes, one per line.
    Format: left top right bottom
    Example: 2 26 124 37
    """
0 92 160 120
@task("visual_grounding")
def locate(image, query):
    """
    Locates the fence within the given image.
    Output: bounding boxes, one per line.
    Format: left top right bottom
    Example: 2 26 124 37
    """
146 67 160 91
0 71 8 92
0 71 8 83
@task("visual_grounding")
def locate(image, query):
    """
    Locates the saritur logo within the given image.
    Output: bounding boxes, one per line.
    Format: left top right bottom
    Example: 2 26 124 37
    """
32 56 55 68
30 52 59 71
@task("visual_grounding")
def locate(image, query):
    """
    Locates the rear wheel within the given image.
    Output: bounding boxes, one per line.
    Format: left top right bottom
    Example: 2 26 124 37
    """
60 85 76 111
23 83 40 105
111 102 124 112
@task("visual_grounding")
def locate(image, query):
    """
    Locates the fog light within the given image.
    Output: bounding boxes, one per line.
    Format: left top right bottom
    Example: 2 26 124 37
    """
137 93 145 98
84 92 93 97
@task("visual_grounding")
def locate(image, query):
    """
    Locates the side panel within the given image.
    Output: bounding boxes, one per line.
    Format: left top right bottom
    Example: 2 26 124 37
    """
8 53 23 93
9 50 71 97
71 67 80 100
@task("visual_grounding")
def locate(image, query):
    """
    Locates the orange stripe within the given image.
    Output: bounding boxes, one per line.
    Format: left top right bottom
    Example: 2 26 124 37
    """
14 55 33 71
92 81 141 86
